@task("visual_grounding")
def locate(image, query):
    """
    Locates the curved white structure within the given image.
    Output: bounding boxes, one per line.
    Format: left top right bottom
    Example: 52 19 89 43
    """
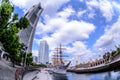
19 3 43 53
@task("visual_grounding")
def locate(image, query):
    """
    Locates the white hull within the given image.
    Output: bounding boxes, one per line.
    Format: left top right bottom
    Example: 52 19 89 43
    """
53 69 66 75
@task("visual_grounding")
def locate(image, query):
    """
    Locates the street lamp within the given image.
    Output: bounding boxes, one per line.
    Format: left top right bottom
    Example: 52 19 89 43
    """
23 46 27 67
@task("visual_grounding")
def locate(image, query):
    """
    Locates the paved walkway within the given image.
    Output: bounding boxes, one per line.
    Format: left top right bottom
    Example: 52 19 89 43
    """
0 59 53 80
23 70 52 80
0 59 16 80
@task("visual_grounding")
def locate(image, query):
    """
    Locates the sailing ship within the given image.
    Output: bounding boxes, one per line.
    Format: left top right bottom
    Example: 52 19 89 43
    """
52 44 71 75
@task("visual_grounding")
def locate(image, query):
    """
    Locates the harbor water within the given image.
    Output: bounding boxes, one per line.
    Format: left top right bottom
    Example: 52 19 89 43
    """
51 71 120 80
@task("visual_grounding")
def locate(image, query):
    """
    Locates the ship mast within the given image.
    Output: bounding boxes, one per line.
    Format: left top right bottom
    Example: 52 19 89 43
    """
55 43 66 66
52 52 58 67
52 44 71 68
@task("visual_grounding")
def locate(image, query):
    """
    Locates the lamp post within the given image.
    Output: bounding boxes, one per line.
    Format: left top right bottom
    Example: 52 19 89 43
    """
23 46 27 67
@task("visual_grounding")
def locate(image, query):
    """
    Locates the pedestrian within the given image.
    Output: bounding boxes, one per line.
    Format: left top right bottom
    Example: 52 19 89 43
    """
15 68 21 80
15 68 19 80
0 50 2 60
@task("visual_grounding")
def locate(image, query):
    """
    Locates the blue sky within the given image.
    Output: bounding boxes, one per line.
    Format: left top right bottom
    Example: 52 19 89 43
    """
10 0 120 64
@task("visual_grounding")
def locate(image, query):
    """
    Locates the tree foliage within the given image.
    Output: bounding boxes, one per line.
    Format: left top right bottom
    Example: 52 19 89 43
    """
0 1 13 29
16 17 29 29
102 45 120 61
0 0 30 66
26 53 33 65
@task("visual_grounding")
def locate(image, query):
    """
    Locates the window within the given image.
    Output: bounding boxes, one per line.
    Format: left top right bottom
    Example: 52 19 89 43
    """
30 13 37 24
25 12 29 16
35 6 41 14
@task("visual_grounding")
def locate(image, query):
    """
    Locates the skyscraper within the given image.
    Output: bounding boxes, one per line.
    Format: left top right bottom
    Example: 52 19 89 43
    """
0 0 2 5
0 0 6 5
39 40 49 64
33 56 38 63
19 3 43 53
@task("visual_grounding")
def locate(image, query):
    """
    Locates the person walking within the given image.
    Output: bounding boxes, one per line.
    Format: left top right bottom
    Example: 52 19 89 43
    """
15 68 22 80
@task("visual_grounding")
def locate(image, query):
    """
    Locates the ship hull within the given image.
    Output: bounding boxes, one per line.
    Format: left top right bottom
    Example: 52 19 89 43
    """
52 69 66 75
67 59 120 73
51 69 67 80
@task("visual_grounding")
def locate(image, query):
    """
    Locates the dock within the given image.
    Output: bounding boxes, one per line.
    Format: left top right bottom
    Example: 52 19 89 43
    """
23 69 52 80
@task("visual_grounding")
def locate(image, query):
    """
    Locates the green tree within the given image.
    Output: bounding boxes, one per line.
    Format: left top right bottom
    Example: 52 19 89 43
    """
0 0 29 67
26 53 33 66
0 1 13 29
116 47 120 54
19 50 26 66
16 17 29 29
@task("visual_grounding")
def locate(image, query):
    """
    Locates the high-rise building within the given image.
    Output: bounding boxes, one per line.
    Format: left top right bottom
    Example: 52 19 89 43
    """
39 40 49 64
18 3 43 53
33 56 38 63
0 0 2 5
0 0 5 5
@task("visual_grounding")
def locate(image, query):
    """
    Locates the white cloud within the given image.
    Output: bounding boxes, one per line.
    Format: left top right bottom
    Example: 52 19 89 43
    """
11 0 107 62
73 53 95 63
77 10 87 17
40 0 70 17
34 6 95 60
77 5 96 19
32 50 38 56
10 0 120 64
86 0 114 22
10 0 40 12
86 0 99 7
10 0 70 16
34 19 95 50
87 6 96 19
35 23 44 35
99 0 114 22
34 4 95 51
94 16 120 52
36 18 67 36
112 1 120 13
79 0 83 2
57 6 75 19
88 12 95 19
35 6 76 35
67 41 92 56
